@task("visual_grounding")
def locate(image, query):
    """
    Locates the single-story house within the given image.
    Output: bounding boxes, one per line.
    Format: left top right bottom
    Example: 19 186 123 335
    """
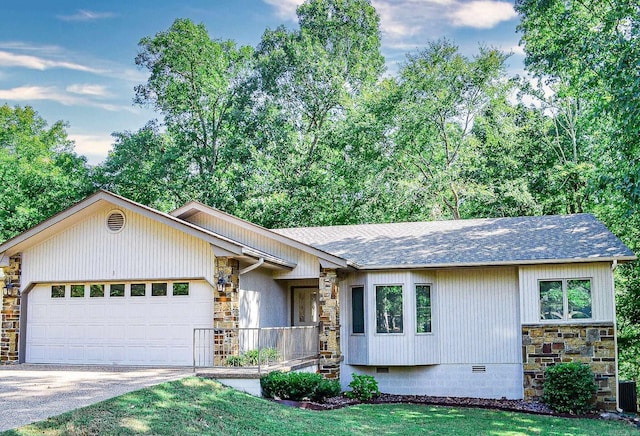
0 190 635 410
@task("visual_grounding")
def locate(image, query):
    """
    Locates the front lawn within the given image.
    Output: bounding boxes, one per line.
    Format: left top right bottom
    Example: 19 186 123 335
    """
2 377 636 436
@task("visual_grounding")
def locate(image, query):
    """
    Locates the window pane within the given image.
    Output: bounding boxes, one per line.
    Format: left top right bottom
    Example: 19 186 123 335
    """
90 284 104 298
352 286 364 334
173 282 189 296
568 279 592 319
152 283 167 296
416 284 432 333
376 285 403 333
71 285 84 298
110 284 125 297
540 280 563 319
131 283 146 297
51 285 65 298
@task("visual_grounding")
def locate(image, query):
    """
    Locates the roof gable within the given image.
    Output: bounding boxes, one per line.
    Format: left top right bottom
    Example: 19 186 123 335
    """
274 214 636 269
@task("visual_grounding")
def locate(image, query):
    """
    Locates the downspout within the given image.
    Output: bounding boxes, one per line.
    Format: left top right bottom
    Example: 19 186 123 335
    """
611 259 623 413
239 258 264 275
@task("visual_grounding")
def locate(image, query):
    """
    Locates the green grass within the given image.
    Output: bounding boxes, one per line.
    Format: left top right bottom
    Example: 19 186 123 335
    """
2 377 636 436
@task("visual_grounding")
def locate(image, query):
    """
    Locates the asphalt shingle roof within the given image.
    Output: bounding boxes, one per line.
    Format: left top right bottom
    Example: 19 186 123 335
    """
273 214 635 268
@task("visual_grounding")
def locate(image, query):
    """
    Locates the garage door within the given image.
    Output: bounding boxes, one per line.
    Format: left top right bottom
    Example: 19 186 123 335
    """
26 281 213 366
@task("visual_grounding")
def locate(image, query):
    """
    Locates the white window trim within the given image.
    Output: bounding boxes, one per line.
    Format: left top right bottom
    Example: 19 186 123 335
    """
350 285 366 336
415 283 434 336
538 277 593 322
374 283 405 336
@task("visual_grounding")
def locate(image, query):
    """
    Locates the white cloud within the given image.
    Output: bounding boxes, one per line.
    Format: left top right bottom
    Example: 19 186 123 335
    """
57 10 116 22
68 133 114 164
0 50 103 73
66 84 110 97
263 0 301 22
448 1 517 29
0 85 136 113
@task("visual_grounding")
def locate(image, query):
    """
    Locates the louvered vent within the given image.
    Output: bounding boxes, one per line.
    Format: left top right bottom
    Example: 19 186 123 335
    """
472 365 486 373
106 211 125 232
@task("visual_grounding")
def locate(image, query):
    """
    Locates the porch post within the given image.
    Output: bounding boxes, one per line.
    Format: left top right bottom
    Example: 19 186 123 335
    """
1 254 21 363
213 257 239 366
318 268 342 379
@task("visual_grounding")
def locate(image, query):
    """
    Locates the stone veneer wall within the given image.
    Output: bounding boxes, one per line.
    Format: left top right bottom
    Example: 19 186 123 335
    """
213 257 239 366
318 269 342 379
522 323 617 411
1 254 21 363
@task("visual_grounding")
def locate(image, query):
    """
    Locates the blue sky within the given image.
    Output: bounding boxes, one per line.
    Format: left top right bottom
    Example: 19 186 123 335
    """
0 1 522 164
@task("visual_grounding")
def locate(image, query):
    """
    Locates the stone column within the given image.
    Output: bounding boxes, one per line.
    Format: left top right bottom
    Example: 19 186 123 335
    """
1 255 21 364
213 257 239 366
318 268 342 379
522 323 617 411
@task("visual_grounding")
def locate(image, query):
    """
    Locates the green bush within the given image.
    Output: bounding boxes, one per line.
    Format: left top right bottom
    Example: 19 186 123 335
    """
345 374 380 402
312 379 342 401
225 348 280 367
260 371 341 401
542 362 598 414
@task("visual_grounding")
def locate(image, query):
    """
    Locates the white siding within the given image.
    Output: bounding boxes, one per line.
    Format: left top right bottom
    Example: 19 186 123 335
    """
239 268 288 328
342 273 368 365
437 267 520 364
187 212 320 279
21 205 215 286
519 262 614 324
342 364 523 399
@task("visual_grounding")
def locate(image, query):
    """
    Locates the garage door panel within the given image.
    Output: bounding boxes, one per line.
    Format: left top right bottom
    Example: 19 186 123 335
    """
26 282 213 366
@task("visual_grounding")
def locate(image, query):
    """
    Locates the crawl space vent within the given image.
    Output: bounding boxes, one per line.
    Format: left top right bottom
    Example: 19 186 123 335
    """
106 211 125 232
472 365 486 373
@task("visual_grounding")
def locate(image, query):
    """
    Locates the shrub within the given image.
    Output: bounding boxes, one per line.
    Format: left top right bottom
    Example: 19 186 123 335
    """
312 379 342 401
225 355 245 367
261 371 324 401
542 362 598 414
345 374 380 402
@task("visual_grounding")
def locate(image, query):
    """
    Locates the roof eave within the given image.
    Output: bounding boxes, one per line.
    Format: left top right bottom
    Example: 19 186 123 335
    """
355 255 637 270
170 202 349 268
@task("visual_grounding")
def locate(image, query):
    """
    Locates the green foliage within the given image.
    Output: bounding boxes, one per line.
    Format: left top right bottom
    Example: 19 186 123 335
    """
542 363 598 414
225 348 280 367
260 371 339 401
0 104 93 242
345 374 380 402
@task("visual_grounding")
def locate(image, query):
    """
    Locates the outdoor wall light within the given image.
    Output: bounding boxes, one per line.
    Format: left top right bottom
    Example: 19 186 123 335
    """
2 274 17 297
216 269 231 292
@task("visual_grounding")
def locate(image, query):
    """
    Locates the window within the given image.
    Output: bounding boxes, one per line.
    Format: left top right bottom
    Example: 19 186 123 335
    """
51 285 65 298
71 285 85 298
131 283 146 297
172 282 189 296
351 286 364 334
152 282 167 296
540 279 592 320
90 284 105 298
416 284 432 333
110 284 125 297
376 285 403 333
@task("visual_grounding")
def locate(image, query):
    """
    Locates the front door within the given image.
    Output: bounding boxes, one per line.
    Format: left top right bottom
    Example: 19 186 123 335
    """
292 287 318 326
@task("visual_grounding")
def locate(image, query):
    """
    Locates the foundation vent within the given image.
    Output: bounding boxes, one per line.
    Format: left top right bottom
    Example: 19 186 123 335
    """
106 210 126 233
472 365 486 373
376 367 389 374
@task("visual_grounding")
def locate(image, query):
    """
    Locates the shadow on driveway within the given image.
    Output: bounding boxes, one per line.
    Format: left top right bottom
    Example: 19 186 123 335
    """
0 364 193 432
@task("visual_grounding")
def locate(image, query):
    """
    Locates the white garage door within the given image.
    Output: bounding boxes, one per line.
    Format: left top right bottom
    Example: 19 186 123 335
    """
26 281 213 366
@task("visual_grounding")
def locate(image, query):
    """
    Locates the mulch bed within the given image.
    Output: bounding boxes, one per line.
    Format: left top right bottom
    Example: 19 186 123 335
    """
273 393 640 428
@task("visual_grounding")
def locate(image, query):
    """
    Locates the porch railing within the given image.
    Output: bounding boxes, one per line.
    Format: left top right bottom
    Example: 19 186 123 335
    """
193 326 319 373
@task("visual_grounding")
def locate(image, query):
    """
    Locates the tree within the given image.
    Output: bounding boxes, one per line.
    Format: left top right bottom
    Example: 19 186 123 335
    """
395 40 510 219
134 18 255 209
245 0 385 227
0 105 93 241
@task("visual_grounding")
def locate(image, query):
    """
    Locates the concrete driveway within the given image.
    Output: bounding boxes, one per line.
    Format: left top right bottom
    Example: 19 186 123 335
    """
0 364 193 432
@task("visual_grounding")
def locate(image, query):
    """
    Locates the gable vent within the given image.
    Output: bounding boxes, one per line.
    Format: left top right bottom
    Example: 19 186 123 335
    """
472 365 486 373
106 211 126 232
